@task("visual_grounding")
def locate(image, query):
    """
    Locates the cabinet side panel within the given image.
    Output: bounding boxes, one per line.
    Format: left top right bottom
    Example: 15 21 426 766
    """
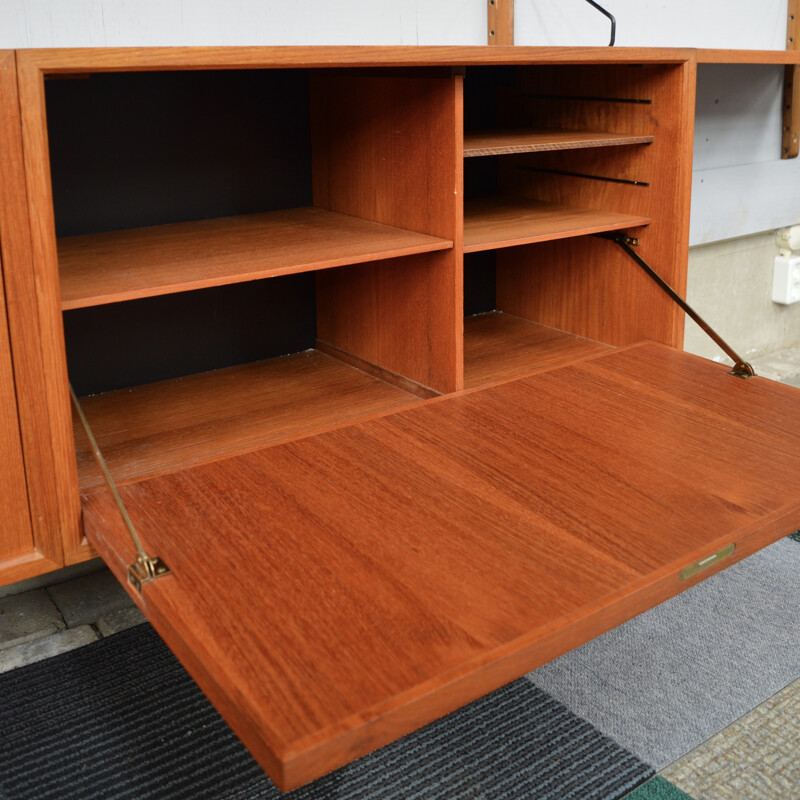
16 52 84 563
0 255 36 566
497 62 694 347
312 72 462 393
0 51 65 580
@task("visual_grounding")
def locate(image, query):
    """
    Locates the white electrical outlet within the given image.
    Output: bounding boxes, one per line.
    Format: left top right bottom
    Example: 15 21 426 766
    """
772 255 800 305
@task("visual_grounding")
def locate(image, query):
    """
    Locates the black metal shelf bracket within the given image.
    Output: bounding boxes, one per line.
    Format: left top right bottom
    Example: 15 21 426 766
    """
595 232 756 379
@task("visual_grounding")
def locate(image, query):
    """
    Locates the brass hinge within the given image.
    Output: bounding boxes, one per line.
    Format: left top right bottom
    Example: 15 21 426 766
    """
129 555 171 593
595 233 756 380
70 385 170 594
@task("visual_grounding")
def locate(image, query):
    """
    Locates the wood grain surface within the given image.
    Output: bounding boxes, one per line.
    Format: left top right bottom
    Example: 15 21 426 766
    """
463 129 653 157
82 343 800 790
463 196 650 252
0 219 37 572
0 50 66 580
312 72 462 393
74 349 421 492
58 208 452 309
495 62 695 350
487 0 514 46
16 44 85 564
464 311 612 388
697 49 800 63
17 47 695 76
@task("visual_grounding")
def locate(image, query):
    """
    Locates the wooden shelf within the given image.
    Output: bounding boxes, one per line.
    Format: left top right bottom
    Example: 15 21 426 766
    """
463 129 653 157
73 350 422 492
697 49 800 64
58 207 453 310
464 312 612 389
463 197 650 253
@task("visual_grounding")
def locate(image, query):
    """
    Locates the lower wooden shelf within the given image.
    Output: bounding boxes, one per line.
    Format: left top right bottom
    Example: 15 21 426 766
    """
464 311 613 389
73 350 422 492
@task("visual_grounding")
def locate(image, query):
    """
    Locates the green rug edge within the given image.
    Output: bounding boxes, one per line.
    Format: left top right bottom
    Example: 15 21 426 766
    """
790 531 800 544
625 776 694 800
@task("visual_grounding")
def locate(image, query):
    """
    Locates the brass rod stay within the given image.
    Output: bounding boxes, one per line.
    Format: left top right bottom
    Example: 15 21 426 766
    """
70 384 169 592
595 233 755 379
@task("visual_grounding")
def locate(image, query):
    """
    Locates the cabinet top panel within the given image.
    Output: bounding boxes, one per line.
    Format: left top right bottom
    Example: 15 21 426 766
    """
16 45 699 74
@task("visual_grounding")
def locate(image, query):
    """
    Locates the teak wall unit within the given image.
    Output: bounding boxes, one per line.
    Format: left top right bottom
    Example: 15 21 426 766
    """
3 46 800 791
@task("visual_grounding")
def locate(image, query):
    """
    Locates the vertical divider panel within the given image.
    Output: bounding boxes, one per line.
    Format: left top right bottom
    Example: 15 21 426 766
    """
311 70 463 394
495 61 696 349
15 52 85 563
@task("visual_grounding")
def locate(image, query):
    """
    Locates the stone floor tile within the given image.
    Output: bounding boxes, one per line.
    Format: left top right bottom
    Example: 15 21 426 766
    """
0 626 98 673
47 569 134 628
662 678 800 800
96 606 147 637
0 589 65 650
0 558 105 600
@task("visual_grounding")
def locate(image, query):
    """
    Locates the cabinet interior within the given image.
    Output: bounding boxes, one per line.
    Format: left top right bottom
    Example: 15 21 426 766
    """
45 60 688 499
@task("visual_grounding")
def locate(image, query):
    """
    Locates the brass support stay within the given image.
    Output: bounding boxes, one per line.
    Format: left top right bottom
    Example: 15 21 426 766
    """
70 385 170 593
595 233 756 379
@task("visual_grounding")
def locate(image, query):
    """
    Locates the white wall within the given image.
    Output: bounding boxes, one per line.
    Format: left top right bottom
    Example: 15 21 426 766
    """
0 0 789 50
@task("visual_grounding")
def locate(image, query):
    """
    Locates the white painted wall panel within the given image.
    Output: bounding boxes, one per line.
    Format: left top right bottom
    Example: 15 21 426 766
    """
690 160 800 244
0 0 483 48
514 0 787 50
0 1 789 50
693 65 784 171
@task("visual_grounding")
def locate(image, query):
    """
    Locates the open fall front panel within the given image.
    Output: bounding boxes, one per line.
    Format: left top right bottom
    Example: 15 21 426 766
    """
81 343 800 791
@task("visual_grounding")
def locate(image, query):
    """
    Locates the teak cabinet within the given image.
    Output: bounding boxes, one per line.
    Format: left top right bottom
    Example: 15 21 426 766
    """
3 46 800 790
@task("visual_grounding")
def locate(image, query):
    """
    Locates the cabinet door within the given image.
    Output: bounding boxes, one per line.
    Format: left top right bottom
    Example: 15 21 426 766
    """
0 50 64 584
82 343 800 791
0 254 40 583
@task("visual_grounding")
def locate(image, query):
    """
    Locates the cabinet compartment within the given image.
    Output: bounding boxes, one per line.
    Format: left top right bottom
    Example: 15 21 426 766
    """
462 63 693 388
27 62 461 558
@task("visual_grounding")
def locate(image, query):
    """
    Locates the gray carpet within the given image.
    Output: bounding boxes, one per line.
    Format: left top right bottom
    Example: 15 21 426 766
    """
529 537 800 770
0 623 652 800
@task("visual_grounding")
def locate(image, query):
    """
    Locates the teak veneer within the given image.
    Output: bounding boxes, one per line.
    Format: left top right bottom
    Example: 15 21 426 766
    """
5 44 800 793
59 208 453 309
73 350 422 492
463 197 651 252
82 344 800 790
463 129 654 157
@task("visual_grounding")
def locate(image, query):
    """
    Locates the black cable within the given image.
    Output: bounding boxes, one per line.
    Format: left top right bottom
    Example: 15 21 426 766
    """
582 0 616 46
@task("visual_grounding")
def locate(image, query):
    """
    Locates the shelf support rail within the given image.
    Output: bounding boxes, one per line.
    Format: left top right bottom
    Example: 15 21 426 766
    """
69 385 170 592
594 233 755 379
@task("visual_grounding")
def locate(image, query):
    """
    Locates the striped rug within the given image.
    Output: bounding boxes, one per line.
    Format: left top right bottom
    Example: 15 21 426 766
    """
0 623 651 800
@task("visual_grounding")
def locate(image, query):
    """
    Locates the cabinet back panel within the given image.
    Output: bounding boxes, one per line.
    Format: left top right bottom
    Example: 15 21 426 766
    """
464 251 497 317
65 274 315 396
46 70 312 237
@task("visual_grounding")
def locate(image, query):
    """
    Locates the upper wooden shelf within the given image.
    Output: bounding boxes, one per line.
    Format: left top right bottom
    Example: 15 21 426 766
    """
58 207 453 310
463 129 654 158
463 197 650 253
